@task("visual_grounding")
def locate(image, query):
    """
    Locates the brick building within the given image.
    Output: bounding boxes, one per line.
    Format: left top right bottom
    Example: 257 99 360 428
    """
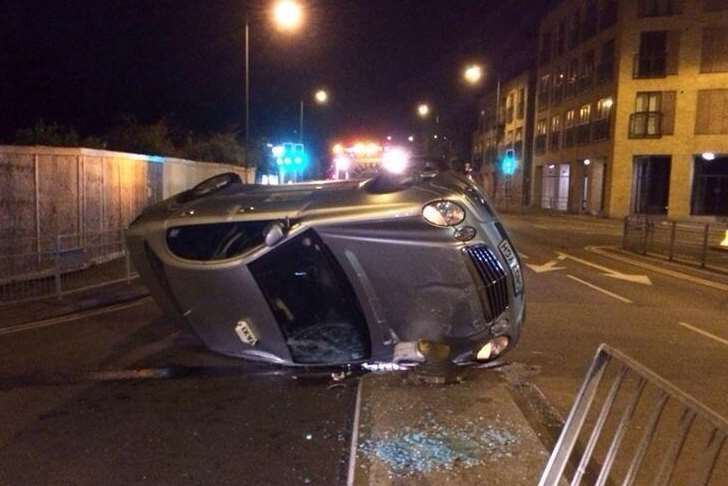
529 0 728 219
472 70 537 211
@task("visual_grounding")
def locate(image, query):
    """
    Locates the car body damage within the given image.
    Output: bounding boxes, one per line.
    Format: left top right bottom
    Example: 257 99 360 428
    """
126 169 526 367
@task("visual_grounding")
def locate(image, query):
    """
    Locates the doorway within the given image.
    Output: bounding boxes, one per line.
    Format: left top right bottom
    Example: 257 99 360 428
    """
632 156 671 215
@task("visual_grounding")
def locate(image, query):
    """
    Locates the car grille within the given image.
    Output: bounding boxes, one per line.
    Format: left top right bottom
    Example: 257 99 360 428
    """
465 246 509 321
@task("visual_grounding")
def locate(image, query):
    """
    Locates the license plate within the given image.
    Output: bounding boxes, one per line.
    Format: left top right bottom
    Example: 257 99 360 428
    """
498 239 523 294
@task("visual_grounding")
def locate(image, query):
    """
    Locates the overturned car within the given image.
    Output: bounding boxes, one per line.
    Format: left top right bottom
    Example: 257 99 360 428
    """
126 164 525 367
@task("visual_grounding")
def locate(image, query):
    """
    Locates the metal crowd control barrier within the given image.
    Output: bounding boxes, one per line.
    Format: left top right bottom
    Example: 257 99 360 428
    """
623 216 728 273
0 229 137 304
539 344 728 486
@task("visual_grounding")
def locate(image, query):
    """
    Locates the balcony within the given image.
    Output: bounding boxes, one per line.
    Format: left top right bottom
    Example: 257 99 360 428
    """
597 62 614 83
564 128 576 148
629 112 663 138
633 54 667 79
538 92 550 111
535 135 547 154
576 124 591 145
550 132 561 152
592 118 611 141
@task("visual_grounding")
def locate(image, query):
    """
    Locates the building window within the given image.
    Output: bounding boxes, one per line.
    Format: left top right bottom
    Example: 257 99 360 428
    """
564 109 576 147
536 119 548 154
633 156 671 215
540 32 553 65
638 0 683 17
579 51 595 92
506 93 515 123
695 89 728 135
600 0 618 29
557 21 566 55
567 59 579 97
516 88 525 119
705 0 728 11
598 39 616 83
634 31 681 78
550 114 562 152
593 97 614 141
569 9 581 49
514 127 524 160
577 104 592 145
701 28 728 73
538 75 551 110
630 91 676 138
552 69 565 105
692 155 728 216
582 0 598 39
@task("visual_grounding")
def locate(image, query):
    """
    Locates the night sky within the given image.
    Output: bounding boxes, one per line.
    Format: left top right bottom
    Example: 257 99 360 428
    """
1 0 554 157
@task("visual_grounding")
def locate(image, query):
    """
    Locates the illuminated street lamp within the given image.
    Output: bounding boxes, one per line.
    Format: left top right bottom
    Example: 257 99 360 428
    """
299 88 331 143
463 64 484 85
272 0 304 31
314 89 329 105
244 1 305 163
417 103 431 118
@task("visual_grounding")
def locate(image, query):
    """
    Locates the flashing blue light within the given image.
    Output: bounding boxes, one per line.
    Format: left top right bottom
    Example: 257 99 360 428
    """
284 157 292 165
276 158 284 165
294 157 303 164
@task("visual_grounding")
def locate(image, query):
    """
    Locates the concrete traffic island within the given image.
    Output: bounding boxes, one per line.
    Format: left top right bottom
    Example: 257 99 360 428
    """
351 370 550 485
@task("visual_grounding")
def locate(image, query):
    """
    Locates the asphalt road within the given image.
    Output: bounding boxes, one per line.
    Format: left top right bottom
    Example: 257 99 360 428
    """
1 212 726 485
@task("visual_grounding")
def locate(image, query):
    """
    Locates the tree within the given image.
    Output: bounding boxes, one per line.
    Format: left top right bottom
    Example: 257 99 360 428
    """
14 120 80 146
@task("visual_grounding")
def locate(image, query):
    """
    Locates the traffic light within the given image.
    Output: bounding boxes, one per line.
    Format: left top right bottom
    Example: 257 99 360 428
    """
501 149 517 176
273 143 308 168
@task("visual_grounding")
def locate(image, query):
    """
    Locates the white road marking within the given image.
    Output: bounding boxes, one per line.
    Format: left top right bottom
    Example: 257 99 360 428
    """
558 251 653 286
567 274 633 304
587 246 728 293
346 378 364 486
678 322 728 347
526 260 566 273
519 253 530 260
0 298 151 337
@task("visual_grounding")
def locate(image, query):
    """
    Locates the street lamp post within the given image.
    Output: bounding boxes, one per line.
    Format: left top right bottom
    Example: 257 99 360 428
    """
244 1 304 167
299 89 329 144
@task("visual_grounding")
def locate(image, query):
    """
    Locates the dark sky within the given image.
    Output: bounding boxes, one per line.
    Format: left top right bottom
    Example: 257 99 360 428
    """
0 0 555 155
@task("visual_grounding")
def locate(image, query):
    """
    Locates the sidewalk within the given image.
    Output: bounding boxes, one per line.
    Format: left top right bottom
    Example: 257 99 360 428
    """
0 279 149 329
351 370 549 485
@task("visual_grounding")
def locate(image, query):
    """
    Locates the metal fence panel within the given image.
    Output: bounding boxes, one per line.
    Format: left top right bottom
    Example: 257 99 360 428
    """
539 344 728 486
623 216 728 273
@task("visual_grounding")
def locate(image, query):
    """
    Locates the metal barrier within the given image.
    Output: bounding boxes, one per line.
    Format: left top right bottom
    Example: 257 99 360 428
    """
539 344 728 486
0 229 137 304
623 216 728 273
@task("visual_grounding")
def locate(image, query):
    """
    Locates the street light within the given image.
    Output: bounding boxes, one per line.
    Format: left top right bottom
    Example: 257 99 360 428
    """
299 88 331 143
417 103 431 118
244 0 305 165
314 89 329 105
464 64 483 85
272 0 304 31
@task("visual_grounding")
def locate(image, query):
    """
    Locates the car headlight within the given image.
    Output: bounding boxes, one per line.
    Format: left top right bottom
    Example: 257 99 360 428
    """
422 201 466 227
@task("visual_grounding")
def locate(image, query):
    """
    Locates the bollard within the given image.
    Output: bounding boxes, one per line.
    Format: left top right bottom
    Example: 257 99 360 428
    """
622 217 629 250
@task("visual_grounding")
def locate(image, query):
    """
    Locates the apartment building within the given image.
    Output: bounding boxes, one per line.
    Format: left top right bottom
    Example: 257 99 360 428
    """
472 70 536 210
532 0 728 219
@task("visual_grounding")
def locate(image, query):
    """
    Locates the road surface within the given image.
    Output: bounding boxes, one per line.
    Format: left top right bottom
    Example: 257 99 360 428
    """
1 212 726 484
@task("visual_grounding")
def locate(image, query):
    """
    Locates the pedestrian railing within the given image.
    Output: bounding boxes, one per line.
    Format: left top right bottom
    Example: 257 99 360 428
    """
539 344 728 486
0 229 137 304
623 216 728 273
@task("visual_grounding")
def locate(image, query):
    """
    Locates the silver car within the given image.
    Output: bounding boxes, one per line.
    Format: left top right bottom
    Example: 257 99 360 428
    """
126 166 525 367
